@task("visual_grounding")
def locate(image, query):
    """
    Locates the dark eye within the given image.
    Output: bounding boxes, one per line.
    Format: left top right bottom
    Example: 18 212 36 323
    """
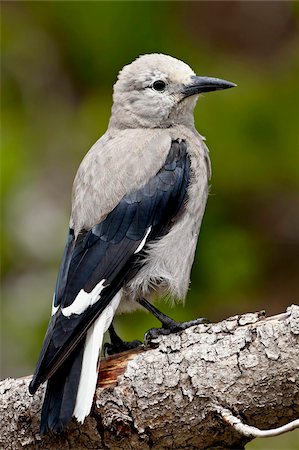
152 80 166 92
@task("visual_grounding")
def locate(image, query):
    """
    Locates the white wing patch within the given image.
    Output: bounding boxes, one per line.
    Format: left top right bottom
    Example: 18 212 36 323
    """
73 291 121 423
134 227 152 254
61 279 107 317
51 293 59 316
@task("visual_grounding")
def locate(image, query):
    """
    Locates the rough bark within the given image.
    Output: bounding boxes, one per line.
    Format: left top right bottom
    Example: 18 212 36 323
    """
1 305 299 450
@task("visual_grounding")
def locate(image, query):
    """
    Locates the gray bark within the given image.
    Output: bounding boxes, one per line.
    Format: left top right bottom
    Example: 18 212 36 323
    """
1 305 299 450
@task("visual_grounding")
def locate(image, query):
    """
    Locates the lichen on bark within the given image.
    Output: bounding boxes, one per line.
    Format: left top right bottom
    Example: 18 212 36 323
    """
1 305 298 449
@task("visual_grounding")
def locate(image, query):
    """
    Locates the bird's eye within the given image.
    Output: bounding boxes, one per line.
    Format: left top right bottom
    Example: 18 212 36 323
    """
152 80 166 92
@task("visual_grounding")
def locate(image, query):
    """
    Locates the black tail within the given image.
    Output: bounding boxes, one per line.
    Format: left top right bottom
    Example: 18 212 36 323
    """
40 341 84 435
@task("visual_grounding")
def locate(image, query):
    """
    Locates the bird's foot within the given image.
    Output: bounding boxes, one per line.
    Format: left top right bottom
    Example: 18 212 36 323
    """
144 317 208 344
105 324 142 356
104 338 143 356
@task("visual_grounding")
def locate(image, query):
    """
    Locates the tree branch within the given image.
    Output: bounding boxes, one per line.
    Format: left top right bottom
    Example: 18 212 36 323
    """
1 305 299 449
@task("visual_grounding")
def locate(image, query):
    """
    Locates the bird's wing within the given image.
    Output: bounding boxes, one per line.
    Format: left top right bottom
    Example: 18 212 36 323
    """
71 128 173 231
29 139 190 394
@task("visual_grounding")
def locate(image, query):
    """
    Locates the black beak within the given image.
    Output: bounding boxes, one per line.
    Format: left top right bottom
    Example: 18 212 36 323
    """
182 76 236 97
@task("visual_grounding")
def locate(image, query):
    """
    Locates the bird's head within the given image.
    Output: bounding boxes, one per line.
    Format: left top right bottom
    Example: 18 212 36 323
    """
109 53 236 129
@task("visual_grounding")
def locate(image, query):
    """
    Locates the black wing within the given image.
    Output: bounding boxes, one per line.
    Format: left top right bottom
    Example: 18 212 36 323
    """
29 139 190 393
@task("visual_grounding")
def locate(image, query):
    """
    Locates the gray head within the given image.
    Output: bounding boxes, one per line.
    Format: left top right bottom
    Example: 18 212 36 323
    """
109 53 235 129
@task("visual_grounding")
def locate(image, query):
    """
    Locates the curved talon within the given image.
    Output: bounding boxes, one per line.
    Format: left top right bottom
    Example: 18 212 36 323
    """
104 339 143 356
143 329 162 347
144 317 209 345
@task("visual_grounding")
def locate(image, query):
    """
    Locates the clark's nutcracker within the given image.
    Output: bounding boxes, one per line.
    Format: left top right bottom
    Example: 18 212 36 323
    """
29 53 235 434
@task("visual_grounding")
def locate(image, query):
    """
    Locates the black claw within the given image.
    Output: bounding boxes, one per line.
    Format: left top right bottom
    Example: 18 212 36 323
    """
105 324 143 356
144 317 209 345
104 339 143 356
144 327 171 345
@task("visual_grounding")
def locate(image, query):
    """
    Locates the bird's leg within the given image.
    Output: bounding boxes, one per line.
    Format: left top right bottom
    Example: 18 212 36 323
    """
137 297 208 342
103 323 143 356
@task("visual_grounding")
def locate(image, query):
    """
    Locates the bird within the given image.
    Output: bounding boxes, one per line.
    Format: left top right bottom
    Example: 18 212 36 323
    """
29 53 236 434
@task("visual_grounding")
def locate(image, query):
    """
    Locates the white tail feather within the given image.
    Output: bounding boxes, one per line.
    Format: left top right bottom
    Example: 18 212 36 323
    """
73 292 121 423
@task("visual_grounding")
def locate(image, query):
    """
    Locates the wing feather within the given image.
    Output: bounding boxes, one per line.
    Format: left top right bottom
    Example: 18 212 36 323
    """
29 139 190 394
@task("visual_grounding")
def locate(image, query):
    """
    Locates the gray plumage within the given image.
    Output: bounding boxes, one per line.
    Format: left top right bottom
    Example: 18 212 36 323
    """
29 53 235 433
72 54 211 304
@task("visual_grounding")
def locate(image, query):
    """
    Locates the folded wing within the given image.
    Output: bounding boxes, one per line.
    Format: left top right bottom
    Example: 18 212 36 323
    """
29 139 190 394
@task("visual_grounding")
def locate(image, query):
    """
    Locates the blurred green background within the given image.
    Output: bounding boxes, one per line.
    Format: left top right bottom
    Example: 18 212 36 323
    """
1 2 299 448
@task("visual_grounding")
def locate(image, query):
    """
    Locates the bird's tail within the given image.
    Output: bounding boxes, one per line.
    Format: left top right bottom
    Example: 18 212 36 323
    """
40 341 84 434
40 292 121 434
